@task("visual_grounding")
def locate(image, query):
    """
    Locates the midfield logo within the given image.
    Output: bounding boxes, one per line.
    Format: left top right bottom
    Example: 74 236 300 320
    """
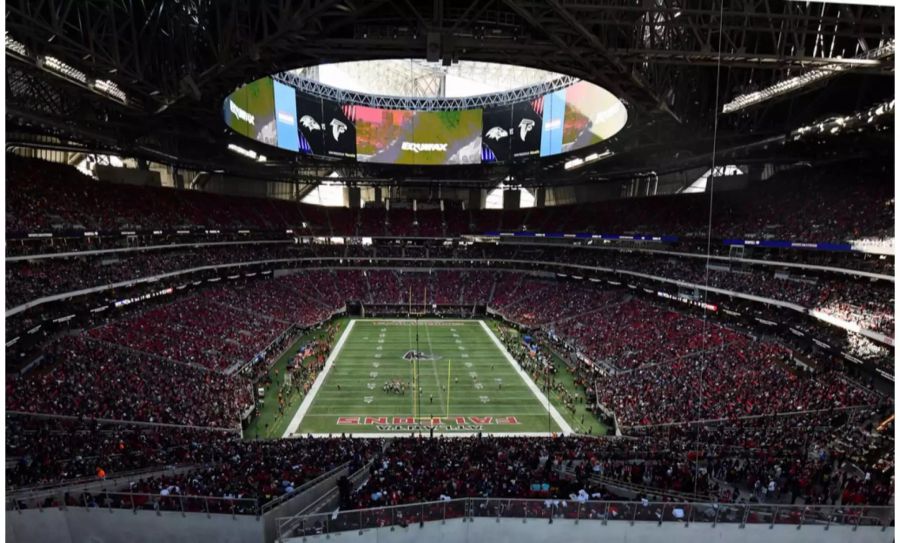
403 350 438 361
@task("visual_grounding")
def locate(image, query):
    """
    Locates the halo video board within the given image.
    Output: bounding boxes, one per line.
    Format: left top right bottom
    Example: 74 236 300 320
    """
224 76 627 165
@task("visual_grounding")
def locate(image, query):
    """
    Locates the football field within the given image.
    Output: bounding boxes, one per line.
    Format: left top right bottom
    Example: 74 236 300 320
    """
284 319 572 436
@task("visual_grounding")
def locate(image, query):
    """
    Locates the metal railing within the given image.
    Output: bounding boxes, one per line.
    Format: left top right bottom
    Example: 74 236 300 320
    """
7 464 198 497
275 498 893 541
259 462 349 515
8 462 358 521
8 490 261 519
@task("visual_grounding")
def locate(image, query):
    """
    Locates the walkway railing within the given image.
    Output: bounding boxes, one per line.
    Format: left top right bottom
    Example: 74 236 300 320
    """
8 490 260 518
259 462 349 515
275 498 892 541
7 464 354 519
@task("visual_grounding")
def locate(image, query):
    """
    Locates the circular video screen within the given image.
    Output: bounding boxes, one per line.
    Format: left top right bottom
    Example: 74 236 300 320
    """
223 62 628 166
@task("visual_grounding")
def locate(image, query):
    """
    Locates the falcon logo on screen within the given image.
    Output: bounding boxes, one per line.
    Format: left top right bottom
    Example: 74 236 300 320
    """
330 119 348 141
485 127 509 141
299 115 321 131
518 118 535 141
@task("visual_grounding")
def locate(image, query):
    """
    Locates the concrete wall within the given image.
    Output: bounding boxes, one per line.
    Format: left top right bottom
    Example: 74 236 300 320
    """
7 508 261 543
95 165 162 187
262 466 351 543
287 517 892 543
9 465 199 506
204 173 270 199
5 464 360 543
544 182 621 206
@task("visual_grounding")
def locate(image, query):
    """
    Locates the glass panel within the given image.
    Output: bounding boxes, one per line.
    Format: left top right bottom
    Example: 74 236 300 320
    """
444 499 467 520
715 504 745 524
690 503 717 523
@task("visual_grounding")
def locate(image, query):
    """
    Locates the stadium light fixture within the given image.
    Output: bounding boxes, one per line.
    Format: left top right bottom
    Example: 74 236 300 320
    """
723 39 894 114
227 143 258 160
790 98 894 141
586 150 613 163
41 55 87 84
93 79 127 104
565 149 613 170
5 32 27 57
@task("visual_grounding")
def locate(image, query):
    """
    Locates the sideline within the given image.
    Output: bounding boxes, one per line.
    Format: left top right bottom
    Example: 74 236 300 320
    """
479 320 574 435
283 319 357 437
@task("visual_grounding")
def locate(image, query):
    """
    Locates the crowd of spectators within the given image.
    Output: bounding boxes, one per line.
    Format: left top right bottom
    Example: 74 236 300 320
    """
552 299 745 371
7 415 238 490
495 320 888 508
11 404 891 510
205 274 338 326
347 424 892 514
6 336 251 427
5 243 305 308
591 338 877 427
88 294 290 371
8 239 891 341
118 437 379 513
605 253 895 337
10 431 380 513
7 155 892 244
491 278 620 327
351 437 571 509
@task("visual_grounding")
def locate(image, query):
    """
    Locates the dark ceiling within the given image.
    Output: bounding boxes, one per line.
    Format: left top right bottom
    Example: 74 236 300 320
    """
5 0 895 188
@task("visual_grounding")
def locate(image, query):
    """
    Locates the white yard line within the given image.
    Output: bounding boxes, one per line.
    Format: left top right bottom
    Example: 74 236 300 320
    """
364 318 473 324
478 320 574 436
283 319 357 437
423 321 447 411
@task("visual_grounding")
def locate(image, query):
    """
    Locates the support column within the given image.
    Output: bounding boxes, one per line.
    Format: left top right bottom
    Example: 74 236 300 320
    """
535 187 546 208
502 189 521 210
345 185 361 208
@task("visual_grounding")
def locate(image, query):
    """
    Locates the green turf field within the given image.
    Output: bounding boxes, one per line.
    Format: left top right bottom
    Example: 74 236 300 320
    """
284 319 572 436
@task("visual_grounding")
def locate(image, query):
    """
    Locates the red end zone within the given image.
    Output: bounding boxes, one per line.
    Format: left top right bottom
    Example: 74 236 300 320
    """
336 415 520 432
